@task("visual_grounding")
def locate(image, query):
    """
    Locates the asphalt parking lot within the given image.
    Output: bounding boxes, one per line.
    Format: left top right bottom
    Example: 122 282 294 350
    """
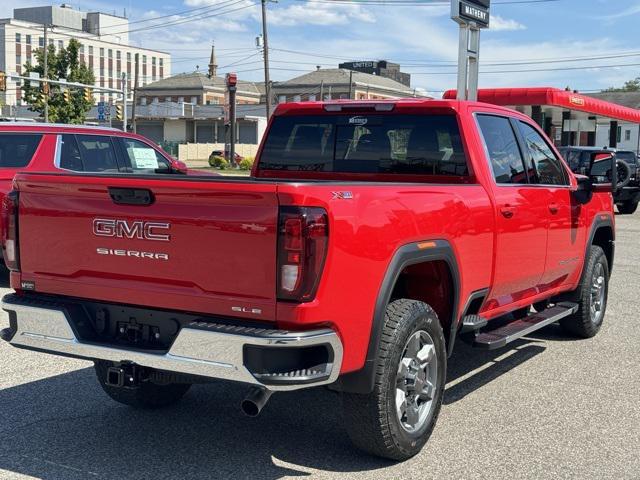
0 215 639 480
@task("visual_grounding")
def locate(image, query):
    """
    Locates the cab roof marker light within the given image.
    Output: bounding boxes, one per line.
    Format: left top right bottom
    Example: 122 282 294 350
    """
323 103 396 112
374 103 395 112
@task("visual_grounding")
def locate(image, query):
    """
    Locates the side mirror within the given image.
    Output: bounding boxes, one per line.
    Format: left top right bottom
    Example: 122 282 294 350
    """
573 174 592 205
171 160 188 174
589 152 617 193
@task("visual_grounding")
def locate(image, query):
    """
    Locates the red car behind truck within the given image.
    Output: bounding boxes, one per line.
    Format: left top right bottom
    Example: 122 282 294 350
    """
1 99 615 460
0 123 204 240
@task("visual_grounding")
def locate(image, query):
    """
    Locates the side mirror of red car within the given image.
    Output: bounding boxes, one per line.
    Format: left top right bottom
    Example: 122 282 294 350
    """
171 160 188 174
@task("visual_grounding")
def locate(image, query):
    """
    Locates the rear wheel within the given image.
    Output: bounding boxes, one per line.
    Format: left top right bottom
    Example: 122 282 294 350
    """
342 299 446 460
94 361 191 409
560 245 609 338
616 201 638 215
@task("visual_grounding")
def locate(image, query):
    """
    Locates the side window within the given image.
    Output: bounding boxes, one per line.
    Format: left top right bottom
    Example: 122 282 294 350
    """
119 138 171 173
477 115 527 184
0 134 42 168
59 135 83 171
75 135 120 172
518 122 568 186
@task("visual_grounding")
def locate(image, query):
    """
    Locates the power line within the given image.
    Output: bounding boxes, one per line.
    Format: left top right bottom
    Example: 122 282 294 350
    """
107 1 257 37
95 1 244 31
290 0 561 5
409 61 640 75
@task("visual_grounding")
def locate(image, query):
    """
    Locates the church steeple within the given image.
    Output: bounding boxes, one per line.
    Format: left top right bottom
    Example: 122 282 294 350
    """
208 42 217 78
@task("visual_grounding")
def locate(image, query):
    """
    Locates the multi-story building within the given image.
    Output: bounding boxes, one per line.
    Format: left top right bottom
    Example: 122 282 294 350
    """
338 60 411 87
0 5 171 106
136 45 261 106
271 67 426 104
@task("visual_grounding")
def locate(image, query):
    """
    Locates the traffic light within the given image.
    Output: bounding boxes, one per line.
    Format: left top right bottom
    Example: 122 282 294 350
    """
115 104 123 121
39 91 47 104
63 89 70 103
0 72 6 92
83 87 93 103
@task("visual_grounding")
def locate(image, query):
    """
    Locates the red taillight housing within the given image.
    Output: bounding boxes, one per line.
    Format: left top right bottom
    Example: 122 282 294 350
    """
2 191 19 271
277 206 328 302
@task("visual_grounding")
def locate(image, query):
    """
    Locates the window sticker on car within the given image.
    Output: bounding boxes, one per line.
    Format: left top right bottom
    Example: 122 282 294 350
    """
130 148 159 169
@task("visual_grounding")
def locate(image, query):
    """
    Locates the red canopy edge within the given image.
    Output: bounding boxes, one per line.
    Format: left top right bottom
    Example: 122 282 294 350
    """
443 87 640 124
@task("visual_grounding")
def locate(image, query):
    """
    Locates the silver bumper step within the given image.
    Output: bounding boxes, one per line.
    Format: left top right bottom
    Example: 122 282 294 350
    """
2 296 343 391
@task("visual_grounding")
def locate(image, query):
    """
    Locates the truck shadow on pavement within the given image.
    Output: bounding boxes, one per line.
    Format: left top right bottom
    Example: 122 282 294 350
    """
0 335 552 479
0 267 9 288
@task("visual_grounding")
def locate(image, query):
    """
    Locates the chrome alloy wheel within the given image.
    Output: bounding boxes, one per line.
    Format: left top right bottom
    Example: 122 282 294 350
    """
395 330 438 433
590 262 606 325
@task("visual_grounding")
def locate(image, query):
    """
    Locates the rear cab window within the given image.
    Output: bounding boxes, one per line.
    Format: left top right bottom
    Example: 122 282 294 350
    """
258 114 469 178
0 134 43 168
59 134 121 173
476 114 528 184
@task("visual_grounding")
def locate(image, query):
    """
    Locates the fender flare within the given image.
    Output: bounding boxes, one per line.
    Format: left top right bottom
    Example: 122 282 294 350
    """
332 240 460 394
583 214 615 278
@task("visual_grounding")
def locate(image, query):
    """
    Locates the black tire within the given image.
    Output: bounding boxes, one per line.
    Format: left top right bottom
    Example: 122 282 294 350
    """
616 160 632 189
94 361 191 409
560 245 609 338
342 299 446 461
616 201 638 215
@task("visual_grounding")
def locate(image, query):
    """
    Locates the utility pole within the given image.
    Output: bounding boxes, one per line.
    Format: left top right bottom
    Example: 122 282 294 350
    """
121 72 128 132
131 53 139 133
348 70 353 99
261 0 272 119
320 80 324 101
43 24 49 123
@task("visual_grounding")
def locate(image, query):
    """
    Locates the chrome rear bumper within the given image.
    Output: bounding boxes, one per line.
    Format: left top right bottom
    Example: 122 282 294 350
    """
2 295 343 391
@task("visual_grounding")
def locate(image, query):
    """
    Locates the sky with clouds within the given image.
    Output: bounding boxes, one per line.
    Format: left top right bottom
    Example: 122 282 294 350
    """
3 0 640 95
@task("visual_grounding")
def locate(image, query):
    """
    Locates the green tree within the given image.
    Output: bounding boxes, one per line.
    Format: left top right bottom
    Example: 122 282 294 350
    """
604 77 640 92
22 38 95 123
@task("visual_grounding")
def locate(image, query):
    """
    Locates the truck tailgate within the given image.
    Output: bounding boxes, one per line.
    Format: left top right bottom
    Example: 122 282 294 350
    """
15 173 279 321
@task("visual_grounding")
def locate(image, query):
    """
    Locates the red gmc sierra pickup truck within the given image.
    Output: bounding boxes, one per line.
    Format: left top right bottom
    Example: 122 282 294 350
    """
1 99 616 460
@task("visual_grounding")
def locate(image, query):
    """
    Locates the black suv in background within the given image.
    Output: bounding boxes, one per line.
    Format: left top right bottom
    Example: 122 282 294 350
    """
559 146 640 214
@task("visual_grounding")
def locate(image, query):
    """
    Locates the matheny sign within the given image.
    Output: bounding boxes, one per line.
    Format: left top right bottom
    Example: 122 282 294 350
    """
451 0 490 28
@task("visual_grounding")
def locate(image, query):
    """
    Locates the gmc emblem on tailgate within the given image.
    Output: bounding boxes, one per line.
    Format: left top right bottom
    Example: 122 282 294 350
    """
93 218 170 241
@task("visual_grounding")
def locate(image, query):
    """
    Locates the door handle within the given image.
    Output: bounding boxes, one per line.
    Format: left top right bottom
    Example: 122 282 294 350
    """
548 203 559 214
108 187 155 206
500 206 516 219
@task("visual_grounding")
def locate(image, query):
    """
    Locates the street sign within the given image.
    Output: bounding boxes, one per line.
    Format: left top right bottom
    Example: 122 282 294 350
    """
451 0 490 28
97 101 105 122
452 0 490 101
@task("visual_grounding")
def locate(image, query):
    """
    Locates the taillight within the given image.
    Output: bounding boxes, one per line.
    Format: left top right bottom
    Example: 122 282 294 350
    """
2 191 19 271
277 206 328 302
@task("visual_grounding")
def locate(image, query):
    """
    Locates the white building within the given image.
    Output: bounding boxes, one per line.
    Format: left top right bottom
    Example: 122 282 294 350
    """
0 5 171 106
590 91 640 154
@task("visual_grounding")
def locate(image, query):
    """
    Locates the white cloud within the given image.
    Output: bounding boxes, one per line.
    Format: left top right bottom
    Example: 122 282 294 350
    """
490 15 526 32
268 3 375 27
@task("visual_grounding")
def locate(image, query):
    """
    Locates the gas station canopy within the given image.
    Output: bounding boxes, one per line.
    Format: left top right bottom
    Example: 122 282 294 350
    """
443 87 640 124
443 87 640 148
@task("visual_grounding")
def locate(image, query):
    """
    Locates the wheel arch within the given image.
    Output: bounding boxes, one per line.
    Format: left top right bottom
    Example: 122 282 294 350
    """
332 240 460 394
587 215 615 278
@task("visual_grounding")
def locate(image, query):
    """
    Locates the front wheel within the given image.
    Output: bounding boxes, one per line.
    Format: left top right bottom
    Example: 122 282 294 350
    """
617 201 638 215
560 245 609 338
342 299 446 460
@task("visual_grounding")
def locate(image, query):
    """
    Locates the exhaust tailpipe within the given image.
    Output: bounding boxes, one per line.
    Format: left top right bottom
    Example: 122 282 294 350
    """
241 387 273 417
